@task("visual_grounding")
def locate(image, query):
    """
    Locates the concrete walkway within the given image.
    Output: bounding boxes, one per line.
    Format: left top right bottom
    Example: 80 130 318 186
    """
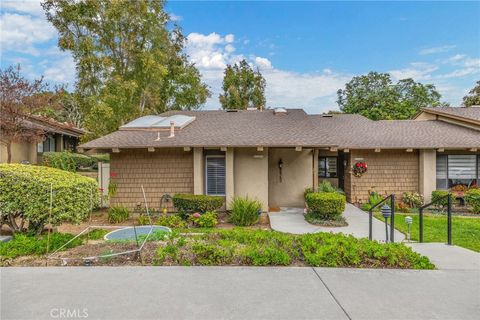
1 267 479 320
268 204 405 242
407 243 480 270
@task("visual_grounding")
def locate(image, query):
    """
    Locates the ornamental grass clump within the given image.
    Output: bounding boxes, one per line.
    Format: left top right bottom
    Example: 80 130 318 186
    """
228 197 262 226
107 206 129 224
0 164 100 234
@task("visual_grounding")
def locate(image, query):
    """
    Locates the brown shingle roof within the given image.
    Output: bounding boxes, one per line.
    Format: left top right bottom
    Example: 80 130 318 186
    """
80 109 480 150
417 107 480 123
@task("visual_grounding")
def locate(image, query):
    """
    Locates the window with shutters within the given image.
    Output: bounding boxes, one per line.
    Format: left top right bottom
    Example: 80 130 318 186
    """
205 155 226 196
436 154 479 189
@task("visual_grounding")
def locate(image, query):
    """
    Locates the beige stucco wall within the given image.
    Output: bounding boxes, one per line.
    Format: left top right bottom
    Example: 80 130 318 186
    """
419 149 436 203
110 148 194 210
233 147 269 211
0 141 37 164
345 150 419 203
193 147 204 195
268 148 313 208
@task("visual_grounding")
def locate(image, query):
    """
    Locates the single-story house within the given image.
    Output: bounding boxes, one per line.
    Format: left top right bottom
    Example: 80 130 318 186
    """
79 107 480 211
0 115 84 164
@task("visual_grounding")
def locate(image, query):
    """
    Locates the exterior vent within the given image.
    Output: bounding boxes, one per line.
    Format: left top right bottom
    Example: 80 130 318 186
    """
246 107 258 111
226 109 238 112
322 114 333 118
274 107 287 115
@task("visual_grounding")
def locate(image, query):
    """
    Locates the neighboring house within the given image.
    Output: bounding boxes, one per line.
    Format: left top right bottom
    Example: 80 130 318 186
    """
413 106 480 131
79 108 480 210
0 115 84 164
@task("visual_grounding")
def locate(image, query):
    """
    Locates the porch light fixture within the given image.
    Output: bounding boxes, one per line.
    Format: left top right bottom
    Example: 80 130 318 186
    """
381 204 392 242
405 216 413 242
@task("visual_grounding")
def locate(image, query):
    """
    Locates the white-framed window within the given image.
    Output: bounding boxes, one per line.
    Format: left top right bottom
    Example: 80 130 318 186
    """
205 155 226 196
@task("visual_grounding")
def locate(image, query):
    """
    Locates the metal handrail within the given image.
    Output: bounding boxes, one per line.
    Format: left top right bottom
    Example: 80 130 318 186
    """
368 194 395 242
419 193 452 245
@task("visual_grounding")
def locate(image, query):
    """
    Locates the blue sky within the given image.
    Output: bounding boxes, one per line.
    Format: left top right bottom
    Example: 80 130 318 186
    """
1 1 479 114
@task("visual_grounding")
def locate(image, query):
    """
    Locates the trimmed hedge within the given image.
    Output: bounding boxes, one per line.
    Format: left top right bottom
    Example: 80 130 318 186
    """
173 194 224 213
43 151 95 172
305 192 346 220
465 189 480 214
0 164 100 234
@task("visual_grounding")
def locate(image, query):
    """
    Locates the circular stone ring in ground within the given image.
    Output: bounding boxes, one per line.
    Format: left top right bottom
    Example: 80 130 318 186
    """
104 226 171 241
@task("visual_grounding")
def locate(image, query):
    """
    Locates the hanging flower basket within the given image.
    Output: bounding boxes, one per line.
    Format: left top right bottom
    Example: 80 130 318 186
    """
353 161 367 177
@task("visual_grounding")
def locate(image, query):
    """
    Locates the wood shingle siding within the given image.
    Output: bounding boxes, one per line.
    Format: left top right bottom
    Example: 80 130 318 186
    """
110 148 193 210
345 150 419 203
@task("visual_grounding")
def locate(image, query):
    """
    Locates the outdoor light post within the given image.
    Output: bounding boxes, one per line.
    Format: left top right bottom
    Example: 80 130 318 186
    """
381 204 392 243
405 216 413 242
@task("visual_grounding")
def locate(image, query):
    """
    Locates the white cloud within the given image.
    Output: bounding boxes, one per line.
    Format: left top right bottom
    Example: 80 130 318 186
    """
437 68 478 79
1 0 45 17
254 57 272 69
0 12 56 55
389 62 438 81
225 34 234 43
169 13 182 22
419 45 456 55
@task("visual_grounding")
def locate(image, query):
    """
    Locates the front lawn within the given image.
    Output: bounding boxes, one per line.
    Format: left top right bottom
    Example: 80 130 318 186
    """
374 213 480 252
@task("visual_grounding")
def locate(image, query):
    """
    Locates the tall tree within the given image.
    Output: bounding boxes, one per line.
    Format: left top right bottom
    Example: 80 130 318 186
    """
463 81 480 107
42 0 210 140
219 59 266 110
0 66 58 163
337 72 447 120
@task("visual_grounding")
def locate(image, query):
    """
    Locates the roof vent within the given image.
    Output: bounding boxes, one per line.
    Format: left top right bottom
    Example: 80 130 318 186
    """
226 109 238 112
322 114 333 118
246 107 258 111
274 107 287 115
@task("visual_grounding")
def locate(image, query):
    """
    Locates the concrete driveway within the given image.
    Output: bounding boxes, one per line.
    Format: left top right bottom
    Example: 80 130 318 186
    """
1 267 479 320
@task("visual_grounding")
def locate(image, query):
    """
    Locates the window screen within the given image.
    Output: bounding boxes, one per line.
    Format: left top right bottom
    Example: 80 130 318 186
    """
205 156 225 196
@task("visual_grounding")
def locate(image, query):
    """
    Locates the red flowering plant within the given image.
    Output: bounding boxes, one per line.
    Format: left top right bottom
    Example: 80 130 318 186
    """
353 161 367 177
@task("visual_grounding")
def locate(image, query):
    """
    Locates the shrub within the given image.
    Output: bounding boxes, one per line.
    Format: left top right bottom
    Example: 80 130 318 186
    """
431 190 454 211
402 192 424 208
304 187 315 198
157 215 188 228
0 164 100 234
318 180 337 193
172 194 224 213
43 152 95 172
107 206 129 224
465 189 480 214
90 154 110 163
136 215 151 226
0 233 82 260
189 211 218 228
229 197 262 226
305 192 346 220
360 192 384 211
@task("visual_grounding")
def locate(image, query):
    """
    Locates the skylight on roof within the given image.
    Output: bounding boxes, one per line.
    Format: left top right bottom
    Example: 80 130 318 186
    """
120 115 195 129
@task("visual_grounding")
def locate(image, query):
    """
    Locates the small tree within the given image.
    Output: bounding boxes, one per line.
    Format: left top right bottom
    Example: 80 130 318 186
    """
0 65 55 163
463 81 480 107
219 60 266 110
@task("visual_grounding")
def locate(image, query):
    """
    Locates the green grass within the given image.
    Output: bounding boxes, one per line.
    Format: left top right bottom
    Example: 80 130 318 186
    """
374 213 480 252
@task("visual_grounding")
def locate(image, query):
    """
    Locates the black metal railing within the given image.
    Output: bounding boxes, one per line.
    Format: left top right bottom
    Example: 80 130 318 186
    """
419 193 452 245
368 194 395 242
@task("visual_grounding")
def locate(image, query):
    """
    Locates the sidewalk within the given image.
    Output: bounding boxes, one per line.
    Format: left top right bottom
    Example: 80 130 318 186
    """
1 267 479 320
268 204 405 242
